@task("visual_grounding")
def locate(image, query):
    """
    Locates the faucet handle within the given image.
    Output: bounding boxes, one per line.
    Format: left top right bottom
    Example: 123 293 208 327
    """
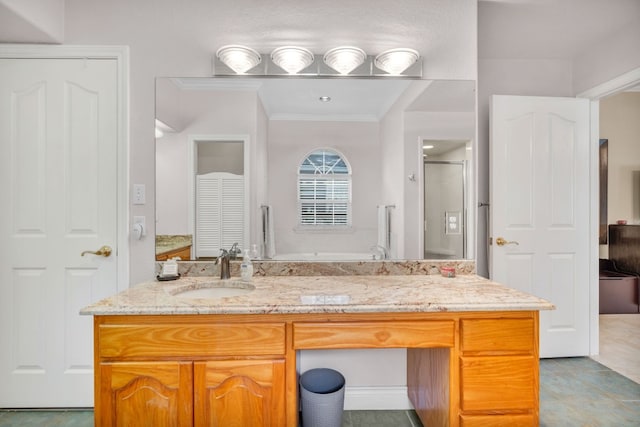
215 249 229 263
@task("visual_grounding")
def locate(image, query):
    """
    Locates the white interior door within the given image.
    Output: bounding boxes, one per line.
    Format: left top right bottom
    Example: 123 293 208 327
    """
490 95 590 358
0 57 119 407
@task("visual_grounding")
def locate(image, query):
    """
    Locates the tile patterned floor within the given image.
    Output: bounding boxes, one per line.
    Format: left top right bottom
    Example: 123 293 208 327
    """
2 358 639 427
591 314 640 384
539 357 640 427
341 410 422 427
0 409 93 427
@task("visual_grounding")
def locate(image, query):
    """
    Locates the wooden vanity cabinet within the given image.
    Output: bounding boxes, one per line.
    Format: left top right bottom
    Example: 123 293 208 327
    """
456 316 539 426
93 311 540 427
94 316 286 427
155 245 191 261
407 312 539 426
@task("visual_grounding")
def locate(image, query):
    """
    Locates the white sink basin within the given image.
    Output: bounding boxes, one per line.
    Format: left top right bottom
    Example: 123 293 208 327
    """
172 281 255 299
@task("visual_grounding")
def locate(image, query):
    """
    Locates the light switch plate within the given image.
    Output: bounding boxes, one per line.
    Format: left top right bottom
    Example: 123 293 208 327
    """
133 184 146 205
445 211 461 235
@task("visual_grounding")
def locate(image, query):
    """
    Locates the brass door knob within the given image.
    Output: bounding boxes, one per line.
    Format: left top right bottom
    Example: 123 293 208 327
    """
495 237 519 246
81 245 112 257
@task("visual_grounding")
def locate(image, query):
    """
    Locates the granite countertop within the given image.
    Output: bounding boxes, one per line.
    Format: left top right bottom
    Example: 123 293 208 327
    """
155 234 192 255
81 274 554 316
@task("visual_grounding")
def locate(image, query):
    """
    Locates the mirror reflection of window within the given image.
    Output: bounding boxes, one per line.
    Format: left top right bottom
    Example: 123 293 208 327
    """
298 149 352 227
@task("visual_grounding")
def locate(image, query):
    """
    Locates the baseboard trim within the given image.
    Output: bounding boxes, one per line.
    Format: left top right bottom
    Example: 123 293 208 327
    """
343 386 413 410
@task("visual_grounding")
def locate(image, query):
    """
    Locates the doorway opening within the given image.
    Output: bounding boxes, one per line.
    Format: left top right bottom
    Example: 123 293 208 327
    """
188 137 249 260
422 140 469 259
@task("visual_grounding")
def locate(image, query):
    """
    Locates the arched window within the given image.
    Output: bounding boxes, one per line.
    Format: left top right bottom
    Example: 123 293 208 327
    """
298 148 352 226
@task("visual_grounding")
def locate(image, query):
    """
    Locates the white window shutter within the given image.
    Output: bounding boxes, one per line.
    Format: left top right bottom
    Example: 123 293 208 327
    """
220 177 244 249
195 172 244 257
297 149 352 226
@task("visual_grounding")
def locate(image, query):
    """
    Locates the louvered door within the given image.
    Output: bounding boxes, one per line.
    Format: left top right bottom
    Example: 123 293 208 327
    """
195 172 244 257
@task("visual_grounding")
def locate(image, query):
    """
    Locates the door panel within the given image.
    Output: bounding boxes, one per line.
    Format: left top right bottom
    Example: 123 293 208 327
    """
100 361 193 427
0 57 120 406
490 95 590 358
194 359 286 427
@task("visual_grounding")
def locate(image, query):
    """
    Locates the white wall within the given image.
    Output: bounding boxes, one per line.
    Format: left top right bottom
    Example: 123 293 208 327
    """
156 132 188 235
0 0 64 43
254 100 270 245
155 78 183 132
599 92 640 258
573 18 640 95
155 88 261 241
267 120 381 255
380 81 432 258
197 142 243 175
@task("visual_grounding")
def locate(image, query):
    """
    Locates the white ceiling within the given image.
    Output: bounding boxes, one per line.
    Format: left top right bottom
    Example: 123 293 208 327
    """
258 79 412 121
174 77 415 121
173 77 476 121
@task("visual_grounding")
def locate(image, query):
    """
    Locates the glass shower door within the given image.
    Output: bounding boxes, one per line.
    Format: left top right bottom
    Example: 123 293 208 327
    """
424 161 466 259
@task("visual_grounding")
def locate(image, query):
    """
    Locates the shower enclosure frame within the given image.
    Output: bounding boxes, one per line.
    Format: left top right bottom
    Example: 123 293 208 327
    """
422 159 468 260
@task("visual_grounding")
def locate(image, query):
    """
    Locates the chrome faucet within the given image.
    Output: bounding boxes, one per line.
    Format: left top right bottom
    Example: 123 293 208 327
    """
215 249 231 279
370 245 389 260
229 242 242 260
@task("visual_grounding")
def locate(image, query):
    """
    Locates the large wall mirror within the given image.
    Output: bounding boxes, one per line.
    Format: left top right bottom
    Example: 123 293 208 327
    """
155 77 476 262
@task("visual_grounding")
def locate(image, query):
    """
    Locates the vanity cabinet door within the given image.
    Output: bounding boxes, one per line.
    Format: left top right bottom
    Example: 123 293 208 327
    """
98 361 193 427
194 359 286 427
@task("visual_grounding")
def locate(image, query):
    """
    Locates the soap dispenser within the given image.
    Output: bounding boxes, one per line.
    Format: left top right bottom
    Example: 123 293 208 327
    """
240 249 253 282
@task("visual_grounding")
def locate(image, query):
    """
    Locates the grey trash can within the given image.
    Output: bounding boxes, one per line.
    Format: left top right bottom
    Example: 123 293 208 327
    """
300 368 345 427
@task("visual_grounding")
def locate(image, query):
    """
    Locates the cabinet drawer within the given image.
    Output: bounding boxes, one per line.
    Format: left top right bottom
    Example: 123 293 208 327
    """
293 320 454 349
99 323 285 359
461 318 534 354
460 414 535 427
460 356 536 411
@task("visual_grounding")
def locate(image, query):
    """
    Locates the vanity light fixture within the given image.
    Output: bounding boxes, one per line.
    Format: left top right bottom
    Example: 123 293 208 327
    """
319 96 331 102
212 45 422 77
271 46 314 74
423 144 434 150
374 48 420 75
323 46 367 75
216 45 262 74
